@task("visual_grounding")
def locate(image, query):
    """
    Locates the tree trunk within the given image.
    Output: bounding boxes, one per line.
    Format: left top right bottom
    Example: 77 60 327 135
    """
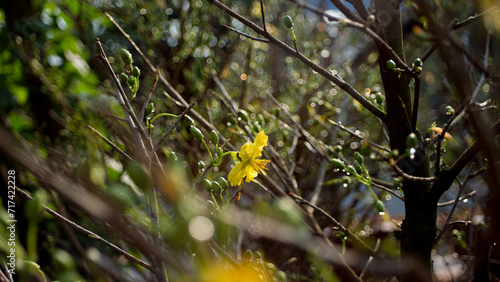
374 1 435 280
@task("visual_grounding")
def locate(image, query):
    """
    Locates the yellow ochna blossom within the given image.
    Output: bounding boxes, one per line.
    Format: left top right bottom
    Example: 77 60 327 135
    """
228 131 270 186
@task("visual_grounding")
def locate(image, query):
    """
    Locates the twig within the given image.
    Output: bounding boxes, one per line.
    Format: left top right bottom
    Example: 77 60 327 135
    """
259 0 267 34
360 238 381 280
97 107 127 123
86 125 132 161
371 181 404 201
222 25 269 42
149 102 196 159
190 162 213 195
15 186 155 273
139 68 160 122
287 0 415 76
421 7 496 62
211 70 239 116
289 193 375 255
435 168 474 244
391 160 438 182
95 39 150 154
350 0 370 20
206 0 387 122
437 191 476 207
435 104 465 172
327 119 391 152
411 75 420 132
105 12 236 153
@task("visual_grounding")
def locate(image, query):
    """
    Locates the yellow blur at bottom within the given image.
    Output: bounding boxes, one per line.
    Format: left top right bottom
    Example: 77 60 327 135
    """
200 260 267 282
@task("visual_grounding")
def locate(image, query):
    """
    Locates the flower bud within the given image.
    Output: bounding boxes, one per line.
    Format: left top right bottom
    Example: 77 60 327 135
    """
218 176 229 190
375 92 384 104
132 66 141 77
406 132 418 148
446 106 455 115
375 200 385 213
145 103 154 117
412 58 422 69
345 165 356 175
118 48 133 64
284 15 294 28
244 250 253 261
330 158 345 170
354 151 364 164
393 178 401 188
127 75 136 87
354 163 363 174
198 160 206 171
209 130 219 145
386 59 396 71
389 149 399 159
190 126 204 140
211 181 222 194
366 15 375 25
120 73 129 84
237 109 250 123
202 179 212 191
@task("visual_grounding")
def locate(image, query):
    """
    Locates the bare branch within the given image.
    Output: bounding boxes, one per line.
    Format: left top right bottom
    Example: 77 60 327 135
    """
86 125 132 161
289 193 375 256
327 119 391 152
206 0 387 122
222 24 269 42
16 187 155 273
149 102 196 159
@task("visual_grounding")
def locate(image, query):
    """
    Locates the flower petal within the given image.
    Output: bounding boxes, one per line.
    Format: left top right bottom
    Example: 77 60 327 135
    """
228 162 246 186
250 131 268 159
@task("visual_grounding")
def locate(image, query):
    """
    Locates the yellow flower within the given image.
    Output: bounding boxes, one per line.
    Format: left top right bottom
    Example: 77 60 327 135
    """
228 131 270 186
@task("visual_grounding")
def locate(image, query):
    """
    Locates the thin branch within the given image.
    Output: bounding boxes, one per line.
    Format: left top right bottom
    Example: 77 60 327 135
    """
211 71 239 116
287 0 415 76
350 0 370 20
97 106 127 123
289 193 376 256
259 0 267 34
411 75 420 132
105 12 236 152
371 181 404 201
207 0 387 122
328 0 364 23
327 119 391 152
222 25 269 42
435 104 466 172
190 162 213 195
16 187 155 273
86 125 132 161
95 39 150 154
149 102 196 159
437 191 476 207
419 7 498 79
360 238 381 280
434 167 473 244
421 7 496 62
390 160 438 182
139 68 160 122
